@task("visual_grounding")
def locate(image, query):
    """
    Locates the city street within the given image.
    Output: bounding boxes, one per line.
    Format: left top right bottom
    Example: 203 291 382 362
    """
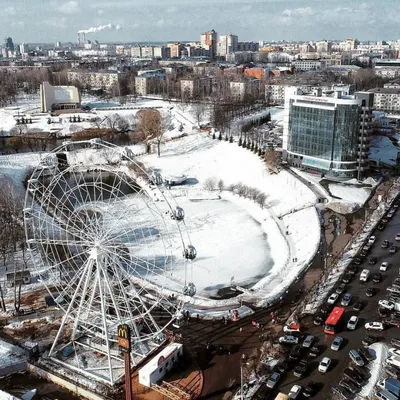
270 201 400 399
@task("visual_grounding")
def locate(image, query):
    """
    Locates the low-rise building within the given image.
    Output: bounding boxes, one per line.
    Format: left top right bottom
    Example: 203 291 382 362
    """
135 71 165 96
180 77 212 98
40 81 81 113
368 87 400 111
67 70 125 90
230 79 260 100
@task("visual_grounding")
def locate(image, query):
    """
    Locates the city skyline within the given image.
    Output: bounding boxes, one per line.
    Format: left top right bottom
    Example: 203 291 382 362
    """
0 0 399 43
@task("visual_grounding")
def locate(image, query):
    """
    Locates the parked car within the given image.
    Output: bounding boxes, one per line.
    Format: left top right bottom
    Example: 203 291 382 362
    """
342 273 352 284
318 357 331 373
368 256 377 265
362 335 381 347
358 347 374 362
302 335 314 348
309 346 320 357
379 299 395 310
395 233 400 241
289 345 303 360
391 338 400 348
373 273 382 283
382 240 390 248
327 293 339 304
365 322 385 331
341 293 352 306
390 245 397 253
352 365 369 380
388 347 400 357
366 287 375 297
343 367 363 387
378 222 386 231
339 379 358 394
387 286 400 294
380 262 389 271
386 365 400 379
303 381 317 398
349 349 365 366
293 360 308 377
331 336 343 351
331 385 352 399
343 368 363 387
283 323 301 333
336 283 346 294
279 335 299 345
266 372 280 388
313 315 324 326
347 316 359 330
288 385 302 399
353 301 363 311
368 236 376 244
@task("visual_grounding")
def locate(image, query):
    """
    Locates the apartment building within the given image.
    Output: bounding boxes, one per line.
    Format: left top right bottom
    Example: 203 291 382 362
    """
368 87 400 111
180 77 212 98
67 70 125 90
230 79 260 100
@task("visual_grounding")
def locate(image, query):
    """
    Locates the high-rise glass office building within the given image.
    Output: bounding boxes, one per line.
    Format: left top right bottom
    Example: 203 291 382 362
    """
283 88 370 179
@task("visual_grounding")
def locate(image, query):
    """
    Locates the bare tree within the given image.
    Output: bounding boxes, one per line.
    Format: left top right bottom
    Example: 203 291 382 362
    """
217 179 224 192
155 112 173 157
10 124 27 136
6 136 23 153
256 193 267 208
203 177 217 191
191 102 206 127
264 147 282 173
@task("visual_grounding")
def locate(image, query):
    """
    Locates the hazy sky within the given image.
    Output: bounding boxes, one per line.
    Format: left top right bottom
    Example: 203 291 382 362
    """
1 0 399 44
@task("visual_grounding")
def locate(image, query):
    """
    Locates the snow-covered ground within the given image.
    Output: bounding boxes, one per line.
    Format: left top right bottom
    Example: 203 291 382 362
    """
0 339 27 367
0 97 321 305
369 136 399 166
357 343 388 399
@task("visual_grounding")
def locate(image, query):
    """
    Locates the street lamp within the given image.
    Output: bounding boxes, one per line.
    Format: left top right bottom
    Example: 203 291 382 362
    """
240 355 250 400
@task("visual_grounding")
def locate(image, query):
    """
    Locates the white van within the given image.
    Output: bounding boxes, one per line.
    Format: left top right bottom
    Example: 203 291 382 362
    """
386 355 400 369
360 269 370 282
375 389 399 400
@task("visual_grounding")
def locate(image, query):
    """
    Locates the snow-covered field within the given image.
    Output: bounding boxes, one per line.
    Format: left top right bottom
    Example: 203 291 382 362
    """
369 136 400 166
0 97 321 305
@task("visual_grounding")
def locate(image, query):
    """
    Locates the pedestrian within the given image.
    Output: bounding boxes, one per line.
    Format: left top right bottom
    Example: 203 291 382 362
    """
212 318 215 327
197 314 200 321
240 327 243 333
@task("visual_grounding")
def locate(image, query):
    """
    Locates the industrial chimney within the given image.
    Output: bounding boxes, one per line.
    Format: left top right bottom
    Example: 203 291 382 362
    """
77 33 80 45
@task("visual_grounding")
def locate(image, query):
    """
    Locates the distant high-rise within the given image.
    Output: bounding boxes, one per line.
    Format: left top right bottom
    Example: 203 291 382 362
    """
4 37 14 51
217 33 238 57
200 29 217 60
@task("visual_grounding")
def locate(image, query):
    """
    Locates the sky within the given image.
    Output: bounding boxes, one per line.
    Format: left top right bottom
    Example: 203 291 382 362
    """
1 0 399 44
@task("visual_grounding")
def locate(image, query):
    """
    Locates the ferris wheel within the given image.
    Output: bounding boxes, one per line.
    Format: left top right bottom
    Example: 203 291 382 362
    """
23 139 196 385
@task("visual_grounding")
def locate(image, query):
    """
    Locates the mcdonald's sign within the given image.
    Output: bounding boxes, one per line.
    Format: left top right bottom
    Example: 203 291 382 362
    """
117 324 131 353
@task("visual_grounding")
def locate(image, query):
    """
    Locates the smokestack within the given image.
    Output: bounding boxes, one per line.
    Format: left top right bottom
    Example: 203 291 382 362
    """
77 33 80 45
83 32 86 43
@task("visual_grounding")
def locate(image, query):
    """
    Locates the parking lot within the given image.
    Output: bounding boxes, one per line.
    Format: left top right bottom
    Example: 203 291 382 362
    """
265 201 400 399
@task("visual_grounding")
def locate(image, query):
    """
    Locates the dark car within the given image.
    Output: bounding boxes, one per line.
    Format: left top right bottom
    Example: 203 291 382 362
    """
336 283 346 294
360 249 369 258
342 273 352 283
309 346 320 357
303 381 318 398
352 365 370 380
372 273 382 283
293 360 308 377
353 301 363 311
331 385 352 400
353 257 362 266
358 347 374 362
339 378 358 394
378 222 386 231
289 345 303 360
275 359 295 373
368 256 377 265
390 245 397 253
343 368 363 387
313 315 324 326
362 335 381 347
366 287 375 297
382 240 390 248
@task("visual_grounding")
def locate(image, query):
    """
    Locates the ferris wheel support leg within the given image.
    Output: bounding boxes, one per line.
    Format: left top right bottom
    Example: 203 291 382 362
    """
49 265 90 358
97 260 115 385
72 257 95 341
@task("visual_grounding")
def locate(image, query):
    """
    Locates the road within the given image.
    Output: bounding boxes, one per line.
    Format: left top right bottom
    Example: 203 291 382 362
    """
271 202 400 399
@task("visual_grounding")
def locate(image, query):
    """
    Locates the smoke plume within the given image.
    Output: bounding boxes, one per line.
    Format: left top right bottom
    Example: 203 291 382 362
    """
78 23 122 34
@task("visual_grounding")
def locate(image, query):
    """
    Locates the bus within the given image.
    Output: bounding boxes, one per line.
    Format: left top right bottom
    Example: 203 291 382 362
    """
324 306 345 335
